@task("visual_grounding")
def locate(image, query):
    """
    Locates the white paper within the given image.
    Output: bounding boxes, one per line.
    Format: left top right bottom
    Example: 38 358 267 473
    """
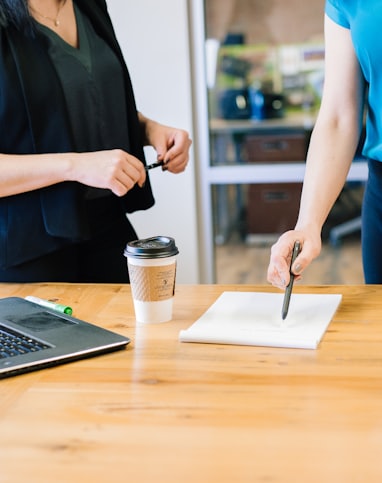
179 292 342 350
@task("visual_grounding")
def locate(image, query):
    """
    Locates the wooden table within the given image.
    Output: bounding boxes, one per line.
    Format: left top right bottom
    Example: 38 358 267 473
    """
1 283 382 482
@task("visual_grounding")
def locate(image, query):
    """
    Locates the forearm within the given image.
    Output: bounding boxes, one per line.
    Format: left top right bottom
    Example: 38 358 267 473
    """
0 149 147 198
295 115 362 234
137 111 159 146
0 152 75 197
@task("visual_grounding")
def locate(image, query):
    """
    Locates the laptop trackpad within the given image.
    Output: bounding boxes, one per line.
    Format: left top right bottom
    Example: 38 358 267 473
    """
4 311 76 332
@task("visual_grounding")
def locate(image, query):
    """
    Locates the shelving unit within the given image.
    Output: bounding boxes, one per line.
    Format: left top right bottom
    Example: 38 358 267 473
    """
209 117 368 246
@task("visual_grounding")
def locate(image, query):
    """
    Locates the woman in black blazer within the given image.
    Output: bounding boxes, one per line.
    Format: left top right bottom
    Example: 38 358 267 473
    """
0 0 191 282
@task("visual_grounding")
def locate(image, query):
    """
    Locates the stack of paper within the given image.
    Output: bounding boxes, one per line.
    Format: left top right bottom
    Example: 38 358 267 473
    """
179 291 342 350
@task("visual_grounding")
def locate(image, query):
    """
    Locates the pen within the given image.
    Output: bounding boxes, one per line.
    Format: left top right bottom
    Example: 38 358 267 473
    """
25 296 73 315
281 240 301 320
145 160 165 171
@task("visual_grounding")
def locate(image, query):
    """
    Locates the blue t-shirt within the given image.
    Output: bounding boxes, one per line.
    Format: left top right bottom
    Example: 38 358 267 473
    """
325 0 382 160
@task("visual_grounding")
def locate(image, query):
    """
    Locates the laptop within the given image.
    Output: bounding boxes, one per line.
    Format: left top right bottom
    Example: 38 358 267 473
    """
0 296 130 379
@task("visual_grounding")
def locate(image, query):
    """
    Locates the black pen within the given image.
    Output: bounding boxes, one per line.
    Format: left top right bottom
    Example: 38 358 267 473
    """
145 160 165 171
281 240 301 320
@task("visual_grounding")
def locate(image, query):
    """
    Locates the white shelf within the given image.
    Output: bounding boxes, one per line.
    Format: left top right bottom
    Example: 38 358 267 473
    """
206 160 368 184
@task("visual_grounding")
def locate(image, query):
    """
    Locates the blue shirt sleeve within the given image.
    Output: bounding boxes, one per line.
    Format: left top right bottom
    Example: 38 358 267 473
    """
325 0 350 28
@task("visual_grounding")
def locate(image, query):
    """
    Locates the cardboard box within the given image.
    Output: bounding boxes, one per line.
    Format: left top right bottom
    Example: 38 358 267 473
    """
243 132 307 163
246 183 302 237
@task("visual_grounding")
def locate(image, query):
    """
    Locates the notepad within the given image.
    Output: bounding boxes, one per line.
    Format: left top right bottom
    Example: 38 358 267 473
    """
179 291 342 350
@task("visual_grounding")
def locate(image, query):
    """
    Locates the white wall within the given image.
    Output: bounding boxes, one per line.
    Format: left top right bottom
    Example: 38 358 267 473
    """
107 0 200 283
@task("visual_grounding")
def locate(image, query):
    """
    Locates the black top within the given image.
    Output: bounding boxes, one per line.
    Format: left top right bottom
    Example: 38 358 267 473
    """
38 4 129 154
0 0 155 268
39 5 130 199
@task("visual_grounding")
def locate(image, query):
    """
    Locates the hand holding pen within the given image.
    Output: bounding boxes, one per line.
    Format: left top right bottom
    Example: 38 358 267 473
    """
138 112 191 172
145 160 166 171
281 240 302 320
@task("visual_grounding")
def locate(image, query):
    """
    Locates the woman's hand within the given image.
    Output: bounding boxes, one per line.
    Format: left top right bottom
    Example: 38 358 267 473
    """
139 114 192 173
70 149 147 197
267 229 322 289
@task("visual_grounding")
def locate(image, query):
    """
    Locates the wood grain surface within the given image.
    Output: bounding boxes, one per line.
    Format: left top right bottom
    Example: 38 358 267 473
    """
0 283 381 482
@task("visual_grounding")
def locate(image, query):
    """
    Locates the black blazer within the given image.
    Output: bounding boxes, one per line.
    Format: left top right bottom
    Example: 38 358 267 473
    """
0 0 155 268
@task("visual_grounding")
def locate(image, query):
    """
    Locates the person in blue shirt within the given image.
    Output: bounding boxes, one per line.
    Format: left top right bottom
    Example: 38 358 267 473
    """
0 0 191 283
267 0 382 287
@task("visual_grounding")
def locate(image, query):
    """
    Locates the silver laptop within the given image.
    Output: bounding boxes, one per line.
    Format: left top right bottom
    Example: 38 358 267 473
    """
0 296 130 378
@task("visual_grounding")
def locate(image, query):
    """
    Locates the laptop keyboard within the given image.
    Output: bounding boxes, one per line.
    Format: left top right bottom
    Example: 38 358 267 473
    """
0 324 50 359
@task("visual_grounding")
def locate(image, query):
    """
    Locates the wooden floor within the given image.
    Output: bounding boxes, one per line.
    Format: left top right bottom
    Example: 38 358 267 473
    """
215 237 364 285
214 181 365 285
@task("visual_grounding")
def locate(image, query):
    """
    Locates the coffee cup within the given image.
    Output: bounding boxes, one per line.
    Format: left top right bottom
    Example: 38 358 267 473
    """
124 236 179 323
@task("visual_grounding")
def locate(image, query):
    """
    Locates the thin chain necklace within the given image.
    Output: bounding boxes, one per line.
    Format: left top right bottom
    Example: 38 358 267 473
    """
29 0 67 28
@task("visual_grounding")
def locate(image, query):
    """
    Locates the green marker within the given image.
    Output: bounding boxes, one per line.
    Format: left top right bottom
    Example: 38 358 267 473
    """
25 296 73 315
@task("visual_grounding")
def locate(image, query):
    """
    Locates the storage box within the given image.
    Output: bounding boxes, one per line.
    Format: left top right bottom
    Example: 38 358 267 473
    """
243 132 307 163
246 183 302 237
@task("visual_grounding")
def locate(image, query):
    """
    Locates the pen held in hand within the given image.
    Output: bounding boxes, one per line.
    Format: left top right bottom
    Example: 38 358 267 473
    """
145 160 165 171
281 240 301 320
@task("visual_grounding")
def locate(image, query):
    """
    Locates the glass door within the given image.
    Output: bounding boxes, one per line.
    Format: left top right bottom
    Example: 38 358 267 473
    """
190 0 366 283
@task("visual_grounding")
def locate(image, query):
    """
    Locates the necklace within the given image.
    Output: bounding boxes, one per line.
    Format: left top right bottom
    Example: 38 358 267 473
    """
29 0 67 27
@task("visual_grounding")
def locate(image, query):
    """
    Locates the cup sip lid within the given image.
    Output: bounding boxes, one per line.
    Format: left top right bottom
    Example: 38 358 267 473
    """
124 236 179 259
